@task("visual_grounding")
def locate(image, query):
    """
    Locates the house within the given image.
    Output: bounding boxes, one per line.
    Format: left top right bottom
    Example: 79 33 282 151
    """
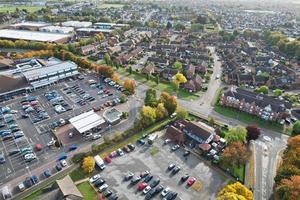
160 68 178 81
0 58 13 71
184 65 195 79
79 44 97 55
220 87 292 121
141 64 156 75
182 74 203 92
107 45 121 55
147 57 169 68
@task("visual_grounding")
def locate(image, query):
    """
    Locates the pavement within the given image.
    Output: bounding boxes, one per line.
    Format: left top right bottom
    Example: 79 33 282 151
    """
95 137 229 200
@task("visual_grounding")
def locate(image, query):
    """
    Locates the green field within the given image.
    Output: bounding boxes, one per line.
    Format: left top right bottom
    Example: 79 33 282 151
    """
77 182 97 200
97 3 124 8
0 6 43 13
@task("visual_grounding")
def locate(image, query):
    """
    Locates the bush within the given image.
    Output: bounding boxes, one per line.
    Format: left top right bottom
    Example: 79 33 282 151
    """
72 152 93 164
112 133 124 143
91 142 111 154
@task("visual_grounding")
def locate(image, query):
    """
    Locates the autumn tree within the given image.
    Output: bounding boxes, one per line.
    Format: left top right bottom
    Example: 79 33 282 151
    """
217 182 253 200
276 176 300 200
220 141 247 168
139 106 157 128
225 125 247 144
123 79 136 94
156 103 168 120
246 125 261 141
103 53 112 65
111 73 121 84
144 89 158 107
176 107 188 120
82 156 95 173
96 65 114 78
159 92 177 115
175 73 187 84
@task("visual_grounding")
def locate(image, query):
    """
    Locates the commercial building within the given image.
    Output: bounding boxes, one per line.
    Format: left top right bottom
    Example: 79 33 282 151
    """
61 21 92 28
69 110 106 134
0 58 78 100
94 22 127 30
0 29 72 43
39 26 74 34
76 28 112 36
103 108 122 125
9 21 50 31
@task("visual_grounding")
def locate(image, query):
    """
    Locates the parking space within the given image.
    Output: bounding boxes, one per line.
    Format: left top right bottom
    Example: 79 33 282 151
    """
92 135 229 200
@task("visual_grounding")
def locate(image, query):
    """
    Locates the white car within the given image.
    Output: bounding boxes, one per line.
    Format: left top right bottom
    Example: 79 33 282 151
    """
92 134 102 140
98 90 104 95
143 186 151 194
161 187 170 196
47 138 56 147
117 148 124 156
89 174 101 183
60 159 67 167
98 183 108 192
24 153 36 161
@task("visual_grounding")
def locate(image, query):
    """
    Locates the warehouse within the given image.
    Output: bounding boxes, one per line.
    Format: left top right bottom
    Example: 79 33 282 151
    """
61 21 92 28
9 21 50 31
39 26 74 34
69 110 106 134
0 58 79 100
0 29 72 43
76 28 112 36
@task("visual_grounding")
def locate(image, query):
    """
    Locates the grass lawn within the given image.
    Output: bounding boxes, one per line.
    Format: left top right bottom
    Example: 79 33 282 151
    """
70 168 88 182
97 3 124 8
77 182 97 200
232 165 245 182
100 118 172 158
214 105 283 133
117 68 200 101
0 6 43 13
22 189 43 200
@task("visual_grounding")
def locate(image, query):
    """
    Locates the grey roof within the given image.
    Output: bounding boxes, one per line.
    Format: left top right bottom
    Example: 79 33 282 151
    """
22 61 77 81
56 175 83 199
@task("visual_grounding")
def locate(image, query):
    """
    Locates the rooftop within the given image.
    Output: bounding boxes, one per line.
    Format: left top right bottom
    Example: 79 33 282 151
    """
69 110 105 134
0 29 71 42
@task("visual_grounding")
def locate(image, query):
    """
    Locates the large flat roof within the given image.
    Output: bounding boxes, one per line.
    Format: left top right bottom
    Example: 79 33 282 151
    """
0 29 71 42
69 110 105 134
77 28 113 33
22 61 77 81
11 21 50 28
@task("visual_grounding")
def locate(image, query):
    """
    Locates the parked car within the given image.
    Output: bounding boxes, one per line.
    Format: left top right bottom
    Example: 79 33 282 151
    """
117 148 124 156
94 179 105 187
143 186 152 194
163 191 177 200
98 183 108 192
8 148 20 156
150 178 160 188
138 182 148 191
124 172 134 181
0 153 5 164
144 174 153 183
187 177 196 186
108 193 118 200
103 189 112 197
127 143 135 151
181 174 189 182
140 171 150 178
168 163 175 170
171 144 180 151
60 159 67 167
43 169 52 178
89 174 101 183
183 150 190 157
56 163 62 171
92 134 101 140
172 166 181 174
131 176 141 185
161 187 170 197
24 177 33 188
24 153 36 162
30 175 39 184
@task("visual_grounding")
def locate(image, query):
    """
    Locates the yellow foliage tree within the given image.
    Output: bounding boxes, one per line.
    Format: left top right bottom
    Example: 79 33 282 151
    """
175 73 187 84
82 156 95 174
111 73 121 84
217 182 253 200
123 79 136 94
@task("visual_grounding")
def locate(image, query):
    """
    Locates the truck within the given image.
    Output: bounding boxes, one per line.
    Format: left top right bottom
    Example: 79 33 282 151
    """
94 155 106 170
148 133 158 145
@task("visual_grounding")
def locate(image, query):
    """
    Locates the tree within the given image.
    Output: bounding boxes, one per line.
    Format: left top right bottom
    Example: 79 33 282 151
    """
128 66 133 74
140 106 157 128
255 85 269 94
174 23 185 31
220 141 247 168
96 65 114 78
274 89 283 97
123 79 136 94
144 89 158 107
111 73 121 84
156 74 160 84
171 80 180 92
175 73 187 84
156 103 169 120
208 117 215 126
276 176 300 200
103 53 112 65
246 125 261 141
159 92 177 115
292 121 300 136
82 156 95 173
173 61 183 70
176 107 188 120
217 182 253 200
225 126 247 144
166 21 172 29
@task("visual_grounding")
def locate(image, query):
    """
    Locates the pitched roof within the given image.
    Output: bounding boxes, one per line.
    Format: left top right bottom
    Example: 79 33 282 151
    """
56 175 83 199
224 87 292 112
0 75 29 94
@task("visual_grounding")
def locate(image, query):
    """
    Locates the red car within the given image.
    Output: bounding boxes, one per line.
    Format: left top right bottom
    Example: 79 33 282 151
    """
187 177 196 186
104 156 112 163
138 182 147 191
